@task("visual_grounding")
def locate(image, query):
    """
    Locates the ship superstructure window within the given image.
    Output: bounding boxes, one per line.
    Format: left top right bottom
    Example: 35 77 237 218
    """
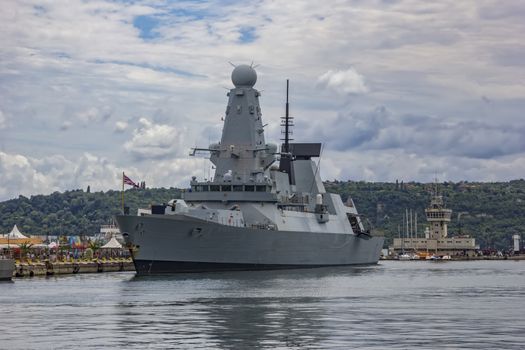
194 185 208 192
190 184 268 192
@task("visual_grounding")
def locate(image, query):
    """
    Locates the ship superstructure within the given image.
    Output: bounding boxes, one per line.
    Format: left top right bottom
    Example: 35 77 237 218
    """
116 65 384 274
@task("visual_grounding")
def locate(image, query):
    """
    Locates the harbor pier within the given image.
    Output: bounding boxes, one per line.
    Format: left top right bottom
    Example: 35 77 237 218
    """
14 258 134 278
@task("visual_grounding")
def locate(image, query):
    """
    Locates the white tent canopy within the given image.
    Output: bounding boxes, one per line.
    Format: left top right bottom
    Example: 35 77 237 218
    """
31 243 49 248
0 244 19 249
101 236 122 249
5 225 28 239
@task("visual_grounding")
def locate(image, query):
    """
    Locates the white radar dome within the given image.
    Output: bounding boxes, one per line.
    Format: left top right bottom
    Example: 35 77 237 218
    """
231 64 257 87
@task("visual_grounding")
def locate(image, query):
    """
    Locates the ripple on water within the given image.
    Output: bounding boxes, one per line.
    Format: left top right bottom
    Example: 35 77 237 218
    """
1 262 524 349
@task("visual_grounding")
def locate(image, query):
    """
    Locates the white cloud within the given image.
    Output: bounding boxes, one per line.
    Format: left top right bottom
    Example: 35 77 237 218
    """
114 121 128 133
320 149 525 184
76 106 113 125
1 0 525 200
146 157 209 189
124 118 186 160
60 121 72 131
0 150 209 200
0 110 7 129
295 105 525 160
0 151 122 200
317 68 369 95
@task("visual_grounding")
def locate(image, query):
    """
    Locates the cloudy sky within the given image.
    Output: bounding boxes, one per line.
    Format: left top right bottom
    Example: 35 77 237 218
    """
1 0 524 201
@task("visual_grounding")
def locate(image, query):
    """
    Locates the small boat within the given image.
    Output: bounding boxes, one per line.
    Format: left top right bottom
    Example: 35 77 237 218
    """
399 253 411 260
427 254 452 261
416 251 431 259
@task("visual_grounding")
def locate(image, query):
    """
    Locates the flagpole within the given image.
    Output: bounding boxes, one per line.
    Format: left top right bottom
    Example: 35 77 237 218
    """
122 172 125 214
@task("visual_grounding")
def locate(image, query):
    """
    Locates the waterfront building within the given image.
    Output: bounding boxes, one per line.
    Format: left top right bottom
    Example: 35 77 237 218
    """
389 188 478 257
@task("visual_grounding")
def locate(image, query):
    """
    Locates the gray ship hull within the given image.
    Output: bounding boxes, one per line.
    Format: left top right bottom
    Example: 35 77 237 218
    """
116 214 384 275
0 259 15 281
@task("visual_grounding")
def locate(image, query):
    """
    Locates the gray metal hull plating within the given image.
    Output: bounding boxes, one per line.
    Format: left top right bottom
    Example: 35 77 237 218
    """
116 214 384 275
0 259 15 281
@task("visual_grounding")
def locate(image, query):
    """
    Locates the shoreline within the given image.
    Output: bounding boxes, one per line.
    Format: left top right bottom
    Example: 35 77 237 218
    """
382 255 525 261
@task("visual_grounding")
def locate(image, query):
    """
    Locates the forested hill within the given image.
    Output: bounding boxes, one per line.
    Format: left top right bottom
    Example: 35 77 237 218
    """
1 180 524 250
0 188 181 238
324 180 525 250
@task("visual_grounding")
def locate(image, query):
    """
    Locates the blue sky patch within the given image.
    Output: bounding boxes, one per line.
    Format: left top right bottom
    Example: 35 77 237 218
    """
133 15 161 40
238 26 257 44
169 7 207 20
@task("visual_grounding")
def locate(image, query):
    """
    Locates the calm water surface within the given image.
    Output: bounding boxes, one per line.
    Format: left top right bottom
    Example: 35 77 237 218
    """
1 260 524 349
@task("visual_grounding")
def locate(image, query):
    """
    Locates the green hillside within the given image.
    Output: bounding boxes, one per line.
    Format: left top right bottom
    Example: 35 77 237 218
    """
1 180 524 250
325 180 525 250
0 188 181 237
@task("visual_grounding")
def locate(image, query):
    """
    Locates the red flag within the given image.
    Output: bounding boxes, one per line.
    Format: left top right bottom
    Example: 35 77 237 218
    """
123 173 139 188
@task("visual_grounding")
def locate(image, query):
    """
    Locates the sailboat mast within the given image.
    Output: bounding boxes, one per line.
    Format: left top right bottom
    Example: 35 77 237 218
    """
415 212 418 238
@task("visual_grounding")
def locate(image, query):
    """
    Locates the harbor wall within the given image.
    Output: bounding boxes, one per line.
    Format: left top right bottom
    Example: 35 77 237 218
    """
382 254 525 261
14 258 134 278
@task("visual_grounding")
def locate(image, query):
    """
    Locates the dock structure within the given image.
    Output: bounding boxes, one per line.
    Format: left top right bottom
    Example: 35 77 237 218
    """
13 258 134 278
389 186 479 257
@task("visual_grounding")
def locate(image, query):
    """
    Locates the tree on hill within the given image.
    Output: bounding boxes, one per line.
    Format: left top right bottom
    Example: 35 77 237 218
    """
0 188 181 236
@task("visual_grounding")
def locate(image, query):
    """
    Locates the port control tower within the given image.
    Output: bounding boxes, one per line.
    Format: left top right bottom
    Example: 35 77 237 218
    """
424 191 452 240
389 182 478 257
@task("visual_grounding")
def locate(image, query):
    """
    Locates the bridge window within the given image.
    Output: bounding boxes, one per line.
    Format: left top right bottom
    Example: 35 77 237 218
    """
210 185 220 192
245 185 255 192
222 185 232 191
256 185 267 192
195 185 209 192
233 185 243 192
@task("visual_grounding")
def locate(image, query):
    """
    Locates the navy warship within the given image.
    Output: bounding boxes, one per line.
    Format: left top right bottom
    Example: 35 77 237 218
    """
116 64 384 274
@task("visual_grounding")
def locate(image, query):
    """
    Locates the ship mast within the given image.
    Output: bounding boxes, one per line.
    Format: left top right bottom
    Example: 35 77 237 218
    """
279 79 296 184
281 79 293 153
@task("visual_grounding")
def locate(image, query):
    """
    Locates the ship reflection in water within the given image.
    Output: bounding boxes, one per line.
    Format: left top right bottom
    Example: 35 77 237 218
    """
1 261 524 349
116 267 377 349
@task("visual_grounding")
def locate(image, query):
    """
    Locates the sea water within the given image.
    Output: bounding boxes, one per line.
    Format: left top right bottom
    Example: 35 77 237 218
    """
1 260 524 349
